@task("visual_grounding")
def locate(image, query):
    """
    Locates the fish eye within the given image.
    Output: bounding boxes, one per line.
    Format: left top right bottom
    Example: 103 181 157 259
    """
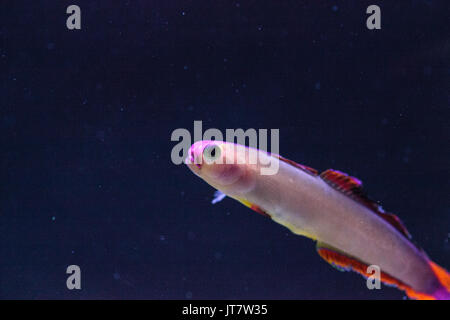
203 144 221 163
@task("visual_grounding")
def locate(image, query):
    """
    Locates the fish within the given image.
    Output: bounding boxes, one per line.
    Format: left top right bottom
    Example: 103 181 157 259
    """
184 140 450 300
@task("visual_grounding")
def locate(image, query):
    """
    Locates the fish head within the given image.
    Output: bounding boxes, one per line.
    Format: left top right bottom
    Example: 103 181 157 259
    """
185 141 255 194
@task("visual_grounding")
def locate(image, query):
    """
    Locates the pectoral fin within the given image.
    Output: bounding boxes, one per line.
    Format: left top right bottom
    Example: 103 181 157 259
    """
211 190 227 204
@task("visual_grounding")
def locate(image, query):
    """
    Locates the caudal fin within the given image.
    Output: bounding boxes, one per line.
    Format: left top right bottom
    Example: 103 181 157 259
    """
405 261 450 300
316 242 450 300
429 261 450 300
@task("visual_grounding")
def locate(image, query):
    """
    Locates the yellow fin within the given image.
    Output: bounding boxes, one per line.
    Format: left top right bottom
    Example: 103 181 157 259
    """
236 198 271 218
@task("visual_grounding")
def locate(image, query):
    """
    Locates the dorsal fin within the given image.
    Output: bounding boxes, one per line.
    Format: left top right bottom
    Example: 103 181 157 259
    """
320 169 412 240
272 154 318 177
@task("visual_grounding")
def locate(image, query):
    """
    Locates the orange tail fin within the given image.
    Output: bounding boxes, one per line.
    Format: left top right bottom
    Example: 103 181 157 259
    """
401 261 450 300
317 242 450 300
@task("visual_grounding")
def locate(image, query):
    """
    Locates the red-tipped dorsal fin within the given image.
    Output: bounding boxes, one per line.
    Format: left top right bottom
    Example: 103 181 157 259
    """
320 169 412 240
272 154 318 177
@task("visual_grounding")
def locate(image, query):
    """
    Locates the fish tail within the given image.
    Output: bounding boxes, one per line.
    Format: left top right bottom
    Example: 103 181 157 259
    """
429 261 450 300
405 261 450 300
316 242 450 300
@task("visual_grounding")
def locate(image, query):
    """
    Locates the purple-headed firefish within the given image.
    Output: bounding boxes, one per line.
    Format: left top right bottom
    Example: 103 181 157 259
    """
185 140 450 300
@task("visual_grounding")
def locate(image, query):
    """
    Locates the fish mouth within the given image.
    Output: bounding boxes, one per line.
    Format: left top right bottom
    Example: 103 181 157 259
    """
185 145 202 170
190 148 202 168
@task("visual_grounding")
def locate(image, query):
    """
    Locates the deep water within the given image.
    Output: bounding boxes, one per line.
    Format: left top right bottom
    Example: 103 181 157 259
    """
1 1 449 299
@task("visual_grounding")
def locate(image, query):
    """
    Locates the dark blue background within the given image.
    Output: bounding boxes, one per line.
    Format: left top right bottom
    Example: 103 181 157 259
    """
1 1 449 299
